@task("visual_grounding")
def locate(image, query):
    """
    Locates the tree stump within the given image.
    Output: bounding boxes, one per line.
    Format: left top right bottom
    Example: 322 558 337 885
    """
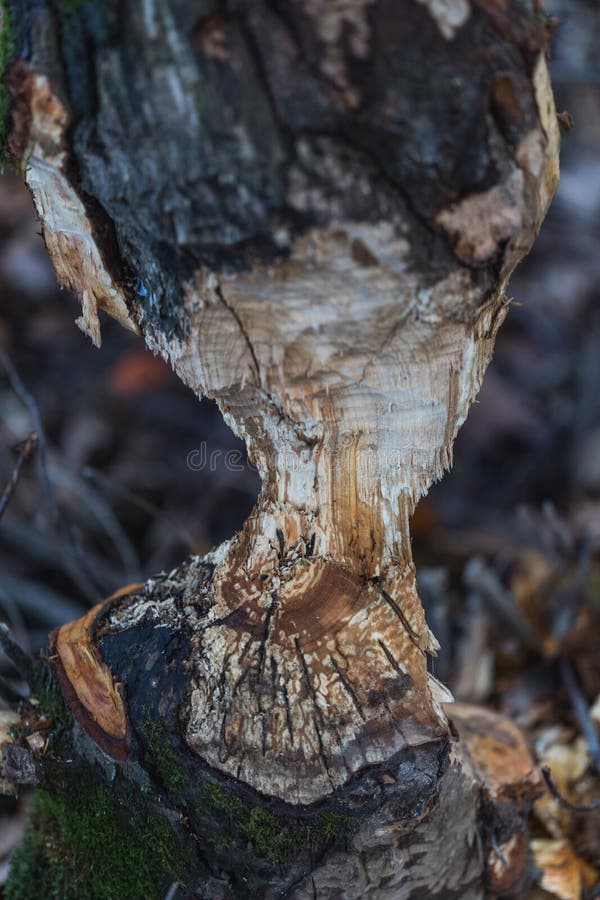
1 1 559 896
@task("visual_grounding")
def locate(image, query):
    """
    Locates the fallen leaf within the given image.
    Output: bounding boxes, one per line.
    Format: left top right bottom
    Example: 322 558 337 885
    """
532 838 597 900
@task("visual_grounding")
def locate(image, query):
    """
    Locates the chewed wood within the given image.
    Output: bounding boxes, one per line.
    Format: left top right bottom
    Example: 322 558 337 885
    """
6 0 561 893
12 0 559 804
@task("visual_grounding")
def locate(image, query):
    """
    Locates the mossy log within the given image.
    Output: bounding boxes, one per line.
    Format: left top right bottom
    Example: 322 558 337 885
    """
0 0 559 897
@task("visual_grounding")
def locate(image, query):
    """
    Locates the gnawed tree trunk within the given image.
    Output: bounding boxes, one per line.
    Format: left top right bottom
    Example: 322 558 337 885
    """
1 0 559 896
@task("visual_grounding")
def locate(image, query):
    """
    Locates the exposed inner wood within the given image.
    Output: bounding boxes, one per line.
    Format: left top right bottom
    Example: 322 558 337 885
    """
50 585 141 761
9 0 560 808
159 98 557 799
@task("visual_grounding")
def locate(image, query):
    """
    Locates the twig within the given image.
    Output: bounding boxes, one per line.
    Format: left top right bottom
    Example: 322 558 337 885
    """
0 587 31 654
0 575 84 626
541 501 574 559
558 657 600 773
0 432 38 520
51 463 141 580
0 672 28 703
0 344 102 600
452 592 493 703
463 556 541 653
552 533 593 648
0 622 32 681
82 466 196 551
0 520 119 602
0 345 52 502
541 765 600 813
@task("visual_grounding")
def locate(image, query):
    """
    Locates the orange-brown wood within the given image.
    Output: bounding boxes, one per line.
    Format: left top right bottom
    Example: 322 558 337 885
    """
50 584 141 760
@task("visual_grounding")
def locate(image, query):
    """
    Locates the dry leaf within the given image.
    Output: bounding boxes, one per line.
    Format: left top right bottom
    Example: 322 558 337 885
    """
532 838 598 900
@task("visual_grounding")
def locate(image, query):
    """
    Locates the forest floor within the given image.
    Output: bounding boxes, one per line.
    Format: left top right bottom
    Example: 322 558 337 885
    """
0 1 599 897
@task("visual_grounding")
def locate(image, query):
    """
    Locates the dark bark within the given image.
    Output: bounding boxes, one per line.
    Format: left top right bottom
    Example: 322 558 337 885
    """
0 1 559 897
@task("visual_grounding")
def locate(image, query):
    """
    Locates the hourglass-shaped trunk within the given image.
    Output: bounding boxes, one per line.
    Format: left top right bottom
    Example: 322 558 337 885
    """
2 0 559 896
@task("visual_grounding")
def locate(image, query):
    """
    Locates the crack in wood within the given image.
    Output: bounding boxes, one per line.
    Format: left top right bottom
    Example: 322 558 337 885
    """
281 679 295 746
215 282 262 387
378 639 407 677
293 636 338 787
256 593 280 681
329 655 365 721
376 585 425 654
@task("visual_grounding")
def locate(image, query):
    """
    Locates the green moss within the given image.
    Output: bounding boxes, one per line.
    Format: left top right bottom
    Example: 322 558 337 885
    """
200 782 352 865
58 0 86 14
202 783 296 862
139 710 186 800
312 810 352 842
6 777 187 900
30 658 71 731
0 1 14 80
0 0 15 165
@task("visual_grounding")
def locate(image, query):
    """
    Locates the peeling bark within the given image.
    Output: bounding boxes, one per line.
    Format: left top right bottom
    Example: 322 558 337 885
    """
1 0 559 896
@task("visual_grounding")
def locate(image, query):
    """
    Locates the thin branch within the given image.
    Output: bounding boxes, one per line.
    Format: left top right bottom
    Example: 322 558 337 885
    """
82 466 196 551
541 765 600 813
541 501 575 559
552 533 593 648
0 432 38 521
51 463 141 580
0 575 83 626
558 657 600 773
0 344 102 600
0 622 32 681
0 672 28 703
463 556 541 653
0 345 52 501
0 520 120 603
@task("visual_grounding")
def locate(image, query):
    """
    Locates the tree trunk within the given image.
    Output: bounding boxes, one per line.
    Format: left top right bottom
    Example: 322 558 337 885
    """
1 0 559 897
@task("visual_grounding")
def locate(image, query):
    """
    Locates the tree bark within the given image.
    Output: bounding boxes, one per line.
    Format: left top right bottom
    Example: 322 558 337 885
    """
1 1 559 897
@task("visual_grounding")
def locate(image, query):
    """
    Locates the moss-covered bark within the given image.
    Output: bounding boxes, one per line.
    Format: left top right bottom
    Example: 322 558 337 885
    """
7 781 190 900
6 650 435 899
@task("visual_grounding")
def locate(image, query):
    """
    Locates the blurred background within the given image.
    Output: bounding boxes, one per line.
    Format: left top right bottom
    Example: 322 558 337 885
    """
0 0 599 891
